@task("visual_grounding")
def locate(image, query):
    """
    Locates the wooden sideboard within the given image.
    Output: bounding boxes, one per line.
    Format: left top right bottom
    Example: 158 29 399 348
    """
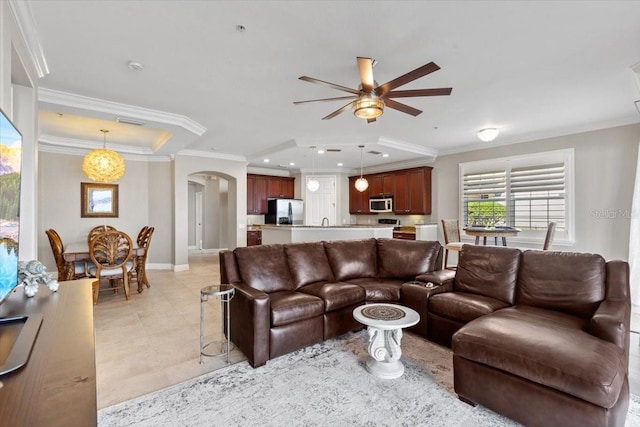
0 279 97 426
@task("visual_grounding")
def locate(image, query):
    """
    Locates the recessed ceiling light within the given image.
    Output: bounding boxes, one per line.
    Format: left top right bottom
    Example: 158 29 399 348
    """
263 159 269 163
337 163 343 167
382 153 389 158
289 162 295 166
317 149 325 154
127 61 144 71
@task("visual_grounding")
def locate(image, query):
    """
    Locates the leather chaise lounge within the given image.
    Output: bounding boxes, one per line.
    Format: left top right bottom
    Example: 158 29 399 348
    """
219 238 446 368
424 244 630 427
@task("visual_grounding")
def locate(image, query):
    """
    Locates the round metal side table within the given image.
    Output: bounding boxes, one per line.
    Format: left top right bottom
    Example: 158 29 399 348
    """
200 284 235 364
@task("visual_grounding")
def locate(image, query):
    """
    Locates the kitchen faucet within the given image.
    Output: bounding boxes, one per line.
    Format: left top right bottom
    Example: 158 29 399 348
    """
321 217 329 227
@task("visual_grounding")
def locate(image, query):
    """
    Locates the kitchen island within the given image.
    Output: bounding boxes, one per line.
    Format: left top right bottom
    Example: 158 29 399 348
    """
261 224 394 245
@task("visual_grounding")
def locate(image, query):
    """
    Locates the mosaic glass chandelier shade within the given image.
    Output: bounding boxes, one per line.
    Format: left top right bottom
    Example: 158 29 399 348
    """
82 130 126 183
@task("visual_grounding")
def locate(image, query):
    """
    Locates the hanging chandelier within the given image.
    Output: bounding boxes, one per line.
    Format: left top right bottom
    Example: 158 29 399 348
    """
355 145 368 192
306 146 320 192
82 129 126 183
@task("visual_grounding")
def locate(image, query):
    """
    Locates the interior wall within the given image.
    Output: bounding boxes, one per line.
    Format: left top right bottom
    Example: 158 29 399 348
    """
147 161 172 266
1 1 40 260
433 123 640 262
38 151 151 272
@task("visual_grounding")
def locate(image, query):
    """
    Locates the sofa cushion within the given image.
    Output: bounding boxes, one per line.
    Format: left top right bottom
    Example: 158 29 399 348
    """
347 278 404 302
428 292 510 324
455 245 521 305
324 238 378 281
377 238 441 280
234 244 295 293
453 306 625 408
285 242 334 289
269 291 325 327
517 250 606 318
298 281 365 312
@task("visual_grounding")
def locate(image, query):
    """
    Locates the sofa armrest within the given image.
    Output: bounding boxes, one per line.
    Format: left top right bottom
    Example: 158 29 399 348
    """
590 298 631 369
415 269 456 287
229 282 271 368
401 281 454 337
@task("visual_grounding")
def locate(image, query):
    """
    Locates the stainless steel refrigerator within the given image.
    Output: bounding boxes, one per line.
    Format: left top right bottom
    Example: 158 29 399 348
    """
265 199 304 225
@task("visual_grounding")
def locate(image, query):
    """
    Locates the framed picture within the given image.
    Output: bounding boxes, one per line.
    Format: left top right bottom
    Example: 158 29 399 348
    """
81 183 119 218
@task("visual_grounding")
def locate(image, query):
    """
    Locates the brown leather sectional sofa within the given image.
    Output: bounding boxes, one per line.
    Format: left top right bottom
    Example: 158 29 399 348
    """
219 238 630 427
423 244 630 427
218 237 446 368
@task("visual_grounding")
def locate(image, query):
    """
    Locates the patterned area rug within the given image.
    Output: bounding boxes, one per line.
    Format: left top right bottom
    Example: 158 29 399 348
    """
99 330 640 427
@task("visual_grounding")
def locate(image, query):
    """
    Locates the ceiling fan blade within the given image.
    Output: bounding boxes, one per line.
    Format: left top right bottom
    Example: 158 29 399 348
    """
322 101 356 120
384 88 452 98
293 95 358 105
375 62 441 97
367 118 376 124
299 76 361 95
357 57 374 93
384 99 422 117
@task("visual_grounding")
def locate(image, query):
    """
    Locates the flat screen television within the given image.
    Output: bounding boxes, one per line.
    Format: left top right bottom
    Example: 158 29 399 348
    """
0 107 42 376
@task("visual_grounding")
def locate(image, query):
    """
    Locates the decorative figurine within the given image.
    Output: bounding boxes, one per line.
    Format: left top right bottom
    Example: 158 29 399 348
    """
18 260 59 297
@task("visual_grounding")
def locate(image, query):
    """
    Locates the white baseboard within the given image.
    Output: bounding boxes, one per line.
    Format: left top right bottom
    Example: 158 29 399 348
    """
174 264 190 272
146 263 173 270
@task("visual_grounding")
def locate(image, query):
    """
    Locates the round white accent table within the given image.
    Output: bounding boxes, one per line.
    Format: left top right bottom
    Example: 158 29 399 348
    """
353 303 420 379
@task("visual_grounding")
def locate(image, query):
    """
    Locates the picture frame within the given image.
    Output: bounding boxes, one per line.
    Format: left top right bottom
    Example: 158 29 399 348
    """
81 183 119 218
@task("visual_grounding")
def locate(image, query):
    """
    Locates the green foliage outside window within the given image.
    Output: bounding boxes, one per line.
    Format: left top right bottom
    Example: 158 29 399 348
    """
467 200 506 226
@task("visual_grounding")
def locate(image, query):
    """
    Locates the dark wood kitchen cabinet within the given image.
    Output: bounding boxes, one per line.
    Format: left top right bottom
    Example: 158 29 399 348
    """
348 176 371 214
247 174 268 214
247 174 294 214
393 167 432 215
368 173 395 196
247 229 262 246
267 176 295 199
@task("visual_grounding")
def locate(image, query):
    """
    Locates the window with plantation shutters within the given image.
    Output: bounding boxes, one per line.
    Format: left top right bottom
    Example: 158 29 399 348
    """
459 149 574 243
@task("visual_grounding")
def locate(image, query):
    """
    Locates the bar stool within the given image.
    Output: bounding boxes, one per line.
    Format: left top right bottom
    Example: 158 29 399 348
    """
199 284 235 364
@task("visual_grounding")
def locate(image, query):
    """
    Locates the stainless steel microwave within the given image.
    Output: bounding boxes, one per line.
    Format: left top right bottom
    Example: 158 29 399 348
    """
369 197 393 213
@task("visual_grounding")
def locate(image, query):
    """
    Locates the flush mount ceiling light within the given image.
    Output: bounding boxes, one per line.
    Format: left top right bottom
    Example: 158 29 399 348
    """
127 61 144 71
82 129 126 183
355 145 369 192
477 128 500 142
306 147 320 192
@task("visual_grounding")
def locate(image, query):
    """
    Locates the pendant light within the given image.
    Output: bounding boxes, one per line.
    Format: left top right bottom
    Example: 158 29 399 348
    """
306 146 320 192
82 129 126 183
354 145 369 192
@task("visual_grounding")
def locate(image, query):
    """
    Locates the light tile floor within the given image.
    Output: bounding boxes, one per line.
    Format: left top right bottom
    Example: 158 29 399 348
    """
95 254 640 409
94 253 245 409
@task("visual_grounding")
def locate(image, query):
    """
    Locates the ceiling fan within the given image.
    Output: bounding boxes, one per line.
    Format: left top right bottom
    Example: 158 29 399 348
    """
294 57 452 123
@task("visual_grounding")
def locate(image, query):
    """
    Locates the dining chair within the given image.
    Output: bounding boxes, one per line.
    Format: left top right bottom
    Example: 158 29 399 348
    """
133 226 154 292
441 219 465 270
543 222 557 250
87 225 117 245
88 230 134 303
45 228 87 281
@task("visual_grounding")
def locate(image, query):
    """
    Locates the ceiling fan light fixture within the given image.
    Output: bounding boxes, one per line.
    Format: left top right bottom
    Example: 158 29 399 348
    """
477 128 500 142
354 96 384 119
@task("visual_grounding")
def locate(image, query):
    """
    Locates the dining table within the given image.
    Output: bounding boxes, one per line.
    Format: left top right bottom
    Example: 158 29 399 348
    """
62 242 148 290
463 226 521 246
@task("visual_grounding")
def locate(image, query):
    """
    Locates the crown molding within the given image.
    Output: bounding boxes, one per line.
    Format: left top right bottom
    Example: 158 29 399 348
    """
38 88 207 136
7 0 49 78
177 149 246 162
247 166 292 177
38 134 172 161
377 136 438 160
